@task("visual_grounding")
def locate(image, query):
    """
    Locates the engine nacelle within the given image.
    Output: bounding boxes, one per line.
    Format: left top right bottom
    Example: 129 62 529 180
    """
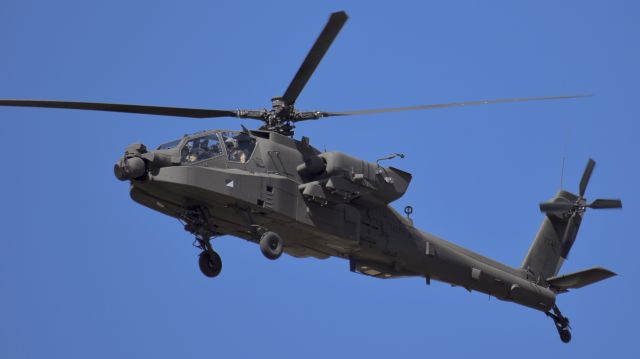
319 151 411 206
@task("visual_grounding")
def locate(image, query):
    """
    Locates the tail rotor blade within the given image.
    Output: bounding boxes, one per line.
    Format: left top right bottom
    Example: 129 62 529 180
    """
560 213 580 259
579 158 596 197
540 201 574 213
589 198 623 209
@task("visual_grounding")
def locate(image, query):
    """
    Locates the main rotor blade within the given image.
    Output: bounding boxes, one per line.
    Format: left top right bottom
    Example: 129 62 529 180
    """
281 11 348 106
0 99 241 118
319 95 589 118
579 158 596 197
588 198 623 209
540 201 574 213
560 213 581 259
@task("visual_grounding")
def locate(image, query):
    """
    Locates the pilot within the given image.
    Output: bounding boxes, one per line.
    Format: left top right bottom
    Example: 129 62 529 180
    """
184 139 206 162
238 147 247 163
226 138 247 163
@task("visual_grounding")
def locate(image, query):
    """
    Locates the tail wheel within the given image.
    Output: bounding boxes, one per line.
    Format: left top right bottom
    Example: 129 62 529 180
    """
260 231 283 260
548 305 572 343
559 328 572 343
199 250 222 277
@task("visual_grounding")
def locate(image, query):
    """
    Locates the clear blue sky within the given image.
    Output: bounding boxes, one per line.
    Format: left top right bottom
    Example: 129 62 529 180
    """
1 1 638 358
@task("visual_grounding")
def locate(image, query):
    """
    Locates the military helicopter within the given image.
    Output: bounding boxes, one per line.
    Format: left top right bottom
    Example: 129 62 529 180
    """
0 11 622 343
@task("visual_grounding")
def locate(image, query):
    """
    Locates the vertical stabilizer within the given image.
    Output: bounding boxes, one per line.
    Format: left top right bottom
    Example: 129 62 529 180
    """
522 190 582 280
521 159 622 282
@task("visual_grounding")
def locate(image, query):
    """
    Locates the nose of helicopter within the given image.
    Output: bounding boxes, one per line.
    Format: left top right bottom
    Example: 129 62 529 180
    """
114 142 178 181
114 156 146 181
114 143 150 181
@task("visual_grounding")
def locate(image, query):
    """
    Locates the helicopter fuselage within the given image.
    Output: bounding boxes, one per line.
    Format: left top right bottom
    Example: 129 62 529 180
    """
118 128 556 313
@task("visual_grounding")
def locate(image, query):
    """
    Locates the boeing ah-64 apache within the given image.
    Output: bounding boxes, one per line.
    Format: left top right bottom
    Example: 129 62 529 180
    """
0 11 622 343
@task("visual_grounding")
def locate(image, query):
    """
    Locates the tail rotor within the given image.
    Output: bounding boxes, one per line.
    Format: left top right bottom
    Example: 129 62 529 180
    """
539 158 622 259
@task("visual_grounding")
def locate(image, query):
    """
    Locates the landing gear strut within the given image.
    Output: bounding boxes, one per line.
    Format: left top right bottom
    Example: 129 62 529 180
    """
195 235 222 278
546 304 571 343
181 208 223 278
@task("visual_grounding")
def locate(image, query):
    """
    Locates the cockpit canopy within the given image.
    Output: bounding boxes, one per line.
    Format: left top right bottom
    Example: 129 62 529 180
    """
182 134 223 163
157 131 257 165
156 139 181 150
220 131 256 163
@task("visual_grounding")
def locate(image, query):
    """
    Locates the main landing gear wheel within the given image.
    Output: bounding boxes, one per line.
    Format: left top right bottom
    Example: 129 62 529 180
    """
199 250 222 278
260 231 283 260
547 304 572 343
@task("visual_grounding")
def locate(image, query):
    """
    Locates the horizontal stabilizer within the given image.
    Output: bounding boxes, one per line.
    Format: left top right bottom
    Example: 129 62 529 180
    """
546 267 616 292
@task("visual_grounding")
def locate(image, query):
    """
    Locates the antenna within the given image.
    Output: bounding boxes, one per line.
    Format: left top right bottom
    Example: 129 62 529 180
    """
376 153 405 166
560 157 565 190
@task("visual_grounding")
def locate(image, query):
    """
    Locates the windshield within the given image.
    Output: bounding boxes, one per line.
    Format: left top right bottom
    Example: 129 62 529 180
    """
181 134 223 163
221 131 256 163
157 139 181 150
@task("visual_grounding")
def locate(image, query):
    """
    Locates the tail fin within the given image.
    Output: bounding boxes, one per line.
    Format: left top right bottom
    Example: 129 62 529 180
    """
521 190 581 280
521 159 622 281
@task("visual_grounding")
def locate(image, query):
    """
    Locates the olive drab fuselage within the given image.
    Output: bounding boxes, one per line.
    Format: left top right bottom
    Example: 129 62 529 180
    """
119 128 557 312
